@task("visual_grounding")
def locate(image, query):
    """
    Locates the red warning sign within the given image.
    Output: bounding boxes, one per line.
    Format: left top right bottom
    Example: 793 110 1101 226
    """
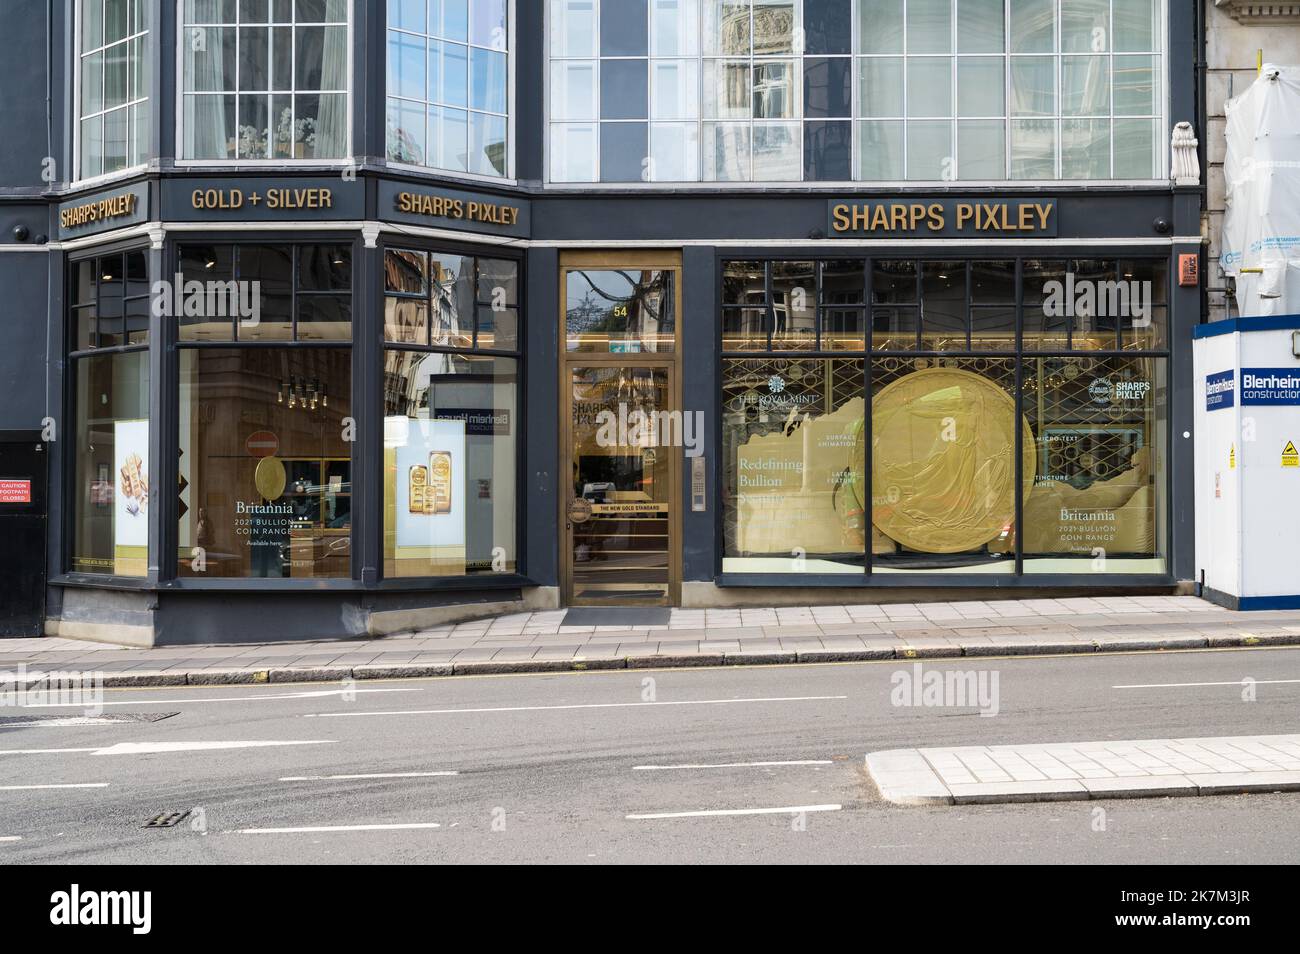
245 431 279 458
0 479 32 503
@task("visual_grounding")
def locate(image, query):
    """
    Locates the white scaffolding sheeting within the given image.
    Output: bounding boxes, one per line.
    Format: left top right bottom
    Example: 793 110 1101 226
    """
1221 64 1300 317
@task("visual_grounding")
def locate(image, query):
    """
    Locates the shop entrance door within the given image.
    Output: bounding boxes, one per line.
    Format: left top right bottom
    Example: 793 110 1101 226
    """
560 252 681 607
564 363 677 605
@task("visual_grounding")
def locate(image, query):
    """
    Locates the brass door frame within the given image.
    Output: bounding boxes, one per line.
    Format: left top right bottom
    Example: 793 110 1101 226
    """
559 251 683 607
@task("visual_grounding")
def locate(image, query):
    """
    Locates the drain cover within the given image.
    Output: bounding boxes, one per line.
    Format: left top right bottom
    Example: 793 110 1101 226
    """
144 810 191 829
0 712 178 727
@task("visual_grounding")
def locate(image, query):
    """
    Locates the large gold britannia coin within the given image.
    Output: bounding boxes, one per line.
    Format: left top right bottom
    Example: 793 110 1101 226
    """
254 456 287 501
871 369 1036 554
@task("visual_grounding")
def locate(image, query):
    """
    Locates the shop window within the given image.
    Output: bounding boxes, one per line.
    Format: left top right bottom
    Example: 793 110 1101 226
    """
180 0 350 160
1022 355 1167 573
548 0 1165 182
69 248 152 577
384 247 517 350
723 258 864 352
870 355 1024 573
722 357 867 574
78 0 151 178
720 255 1171 577
387 0 511 177
177 347 353 580
565 267 676 353
383 353 518 577
71 351 150 577
1022 257 1167 351
381 247 521 578
176 244 352 342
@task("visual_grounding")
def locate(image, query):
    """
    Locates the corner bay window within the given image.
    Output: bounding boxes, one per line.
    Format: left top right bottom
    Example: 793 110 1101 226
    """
181 0 350 160
387 0 511 177
78 0 150 178
176 243 354 580
383 248 520 577
721 257 1169 576
70 249 151 576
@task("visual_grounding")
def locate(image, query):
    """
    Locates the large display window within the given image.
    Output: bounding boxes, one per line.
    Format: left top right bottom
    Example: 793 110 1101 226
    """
721 255 1169 577
174 241 354 580
177 347 353 579
69 248 152 577
382 247 520 578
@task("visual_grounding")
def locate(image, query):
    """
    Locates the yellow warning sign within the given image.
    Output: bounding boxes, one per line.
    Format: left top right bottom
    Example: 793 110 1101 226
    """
1229 444 1236 469
1283 441 1299 468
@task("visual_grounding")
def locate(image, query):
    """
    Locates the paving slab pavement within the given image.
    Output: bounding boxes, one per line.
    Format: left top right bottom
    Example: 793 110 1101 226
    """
867 734 1300 804
2 596 1299 687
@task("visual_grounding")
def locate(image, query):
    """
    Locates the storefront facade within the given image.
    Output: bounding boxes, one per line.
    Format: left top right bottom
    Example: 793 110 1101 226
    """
0 1 1203 643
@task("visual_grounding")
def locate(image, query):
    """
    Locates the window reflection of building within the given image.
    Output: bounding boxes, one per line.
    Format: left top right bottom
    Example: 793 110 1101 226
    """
565 269 676 352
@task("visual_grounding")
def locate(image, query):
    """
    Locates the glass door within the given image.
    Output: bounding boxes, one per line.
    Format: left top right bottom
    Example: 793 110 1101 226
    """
565 364 676 605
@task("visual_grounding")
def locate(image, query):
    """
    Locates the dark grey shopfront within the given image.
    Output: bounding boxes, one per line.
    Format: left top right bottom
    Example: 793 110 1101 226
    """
0 1 1206 643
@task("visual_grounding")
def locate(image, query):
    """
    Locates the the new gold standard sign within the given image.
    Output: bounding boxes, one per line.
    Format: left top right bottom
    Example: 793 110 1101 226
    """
828 198 1057 237
59 191 139 230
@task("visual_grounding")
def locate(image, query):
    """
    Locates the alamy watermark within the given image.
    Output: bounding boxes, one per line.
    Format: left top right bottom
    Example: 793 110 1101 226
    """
152 274 262 327
0 664 104 716
890 662 1000 717
594 403 705 457
1042 272 1152 328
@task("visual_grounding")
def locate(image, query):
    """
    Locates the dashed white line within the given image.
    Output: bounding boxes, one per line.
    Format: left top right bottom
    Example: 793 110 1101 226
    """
0 783 109 791
1114 678 1300 689
231 822 442 834
0 747 101 756
626 804 843 820
278 772 459 781
0 836 21 842
633 760 833 771
91 740 335 756
22 687 423 709
305 695 848 718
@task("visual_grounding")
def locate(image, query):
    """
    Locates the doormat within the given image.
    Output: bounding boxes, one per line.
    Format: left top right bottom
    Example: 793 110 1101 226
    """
562 607 671 627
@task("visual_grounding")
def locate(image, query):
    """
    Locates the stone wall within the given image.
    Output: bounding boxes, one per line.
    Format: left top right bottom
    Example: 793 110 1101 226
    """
1205 1 1300 321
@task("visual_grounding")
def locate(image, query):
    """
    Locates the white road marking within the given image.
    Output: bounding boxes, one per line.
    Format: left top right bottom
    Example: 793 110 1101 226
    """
21 687 423 709
278 771 459 781
305 695 849 719
627 804 843 820
232 822 442 834
0 836 21 842
632 760 834 771
0 747 101 756
91 740 335 756
1114 678 1300 689
0 716 145 727
0 783 109 791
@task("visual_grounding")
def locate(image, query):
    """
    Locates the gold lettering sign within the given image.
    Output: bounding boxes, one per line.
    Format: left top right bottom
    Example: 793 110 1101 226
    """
830 200 1054 234
395 191 520 227
59 192 138 231
190 187 335 211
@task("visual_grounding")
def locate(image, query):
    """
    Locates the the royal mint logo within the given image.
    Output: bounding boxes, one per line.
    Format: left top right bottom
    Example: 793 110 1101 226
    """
767 375 786 394
50 885 151 935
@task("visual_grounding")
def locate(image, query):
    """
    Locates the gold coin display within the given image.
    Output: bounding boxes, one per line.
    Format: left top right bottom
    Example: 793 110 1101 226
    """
254 455 287 501
871 369 1036 554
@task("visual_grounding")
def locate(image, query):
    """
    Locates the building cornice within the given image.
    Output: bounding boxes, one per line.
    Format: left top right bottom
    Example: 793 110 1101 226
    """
1214 0 1300 23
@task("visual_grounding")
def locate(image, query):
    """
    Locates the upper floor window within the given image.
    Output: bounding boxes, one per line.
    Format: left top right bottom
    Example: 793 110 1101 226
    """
547 0 1165 183
180 0 351 161
386 0 511 178
78 0 151 179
